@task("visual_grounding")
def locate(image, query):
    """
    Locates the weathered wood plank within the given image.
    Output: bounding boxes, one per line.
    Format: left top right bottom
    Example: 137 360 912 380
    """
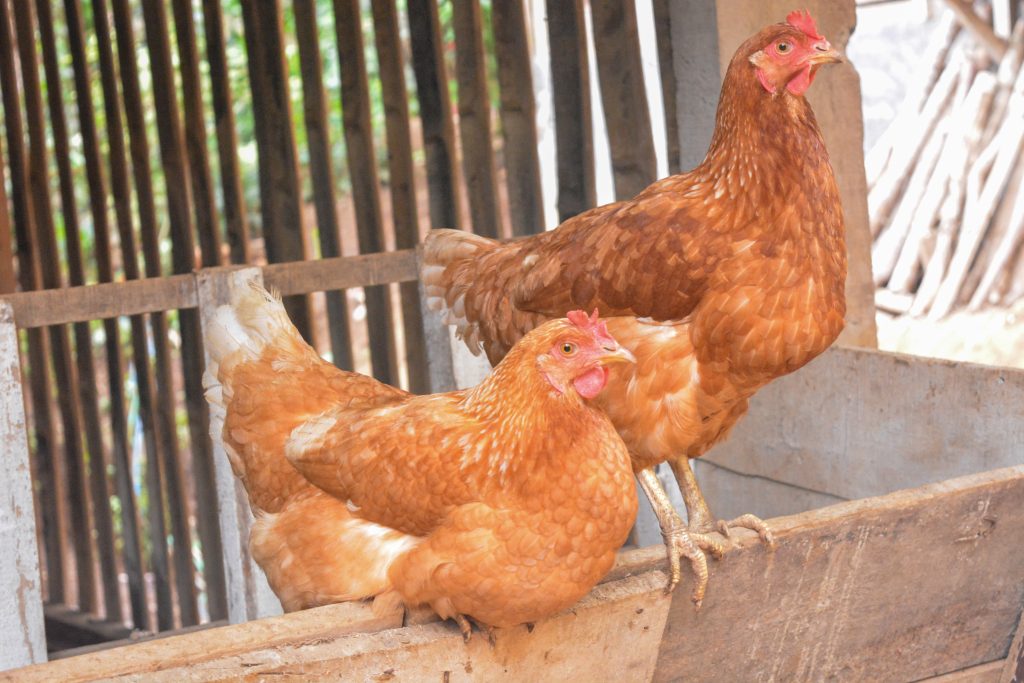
0 302 45 670
0 0 64 605
293 0 355 371
196 267 282 626
1003 603 1024 682
452 0 502 237
239 0 313 339
371 0 429 393
13 0 96 614
201 0 250 265
590 0 657 199
930 660 1004 683
652 465 1024 682
0 128 14 294
39 0 119 622
652 0 681 175
492 0 545 236
407 0 463 231
700 346 1024 522
332 0 399 385
545 0 596 222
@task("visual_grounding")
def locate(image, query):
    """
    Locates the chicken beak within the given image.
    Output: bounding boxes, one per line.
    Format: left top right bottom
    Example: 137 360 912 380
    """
807 40 843 65
599 345 636 366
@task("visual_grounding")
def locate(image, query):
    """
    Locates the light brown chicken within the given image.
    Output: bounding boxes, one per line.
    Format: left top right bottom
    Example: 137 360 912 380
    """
422 10 846 605
203 283 638 638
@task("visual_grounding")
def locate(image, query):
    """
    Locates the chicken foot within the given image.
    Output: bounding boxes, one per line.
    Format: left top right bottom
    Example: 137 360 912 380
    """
453 614 497 646
669 456 776 546
636 468 725 606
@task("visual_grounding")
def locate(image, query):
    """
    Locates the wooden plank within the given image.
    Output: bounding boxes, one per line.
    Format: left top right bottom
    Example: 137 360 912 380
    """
332 0 399 385
652 0 681 175
0 251 419 330
0 0 64 606
699 347 1024 523
171 0 222 268
590 0 657 200
293 0 355 371
371 0 429 393
929 661 1004 683
195 267 282 626
7 602 400 682
545 0 596 222
407 0 463 231
452 0 502 238
239 0 313 339
0 301 45 670
491 0 545 236
90 0 177 630
416 246 457 394
201 0 250 265
651 465 1024 681
1003 603 1024 682
38 0 120 623
43 605 134 651
13 0 96 614
0 126 14 294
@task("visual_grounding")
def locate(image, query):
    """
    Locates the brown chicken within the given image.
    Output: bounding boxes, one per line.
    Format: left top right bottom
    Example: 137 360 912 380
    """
203 283 638 638
422 10 846 605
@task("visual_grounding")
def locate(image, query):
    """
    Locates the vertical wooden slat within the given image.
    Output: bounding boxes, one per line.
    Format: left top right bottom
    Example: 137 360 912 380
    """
100 0 192 630
136 0 206 631
293 0 355 372
546 0 596 221
37 0 120 623
407 0 462 231
491 0 545 236
371 0 429 394
0 0 64 607
332 0 399 385
652 0 681 176
451 0 502 238
12 0 97 614
201 0 251 265
0 301 46 669
589 0 657 199
239 0 314 341
0 124 13 295
171 0 223 268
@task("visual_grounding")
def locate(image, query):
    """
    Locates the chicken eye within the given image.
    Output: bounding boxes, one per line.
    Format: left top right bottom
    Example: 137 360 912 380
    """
776 41 791 53
561 342 577 356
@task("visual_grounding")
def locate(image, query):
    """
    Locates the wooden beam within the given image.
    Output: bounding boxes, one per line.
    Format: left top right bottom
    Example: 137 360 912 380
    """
945 0 1009 62
0 301 45 670
0 251 420 330
7 465 1023 681
1003 602 1024 682
43 606 134 651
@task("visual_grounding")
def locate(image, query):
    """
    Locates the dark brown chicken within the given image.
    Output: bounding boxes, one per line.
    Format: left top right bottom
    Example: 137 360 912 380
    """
422 10 846 604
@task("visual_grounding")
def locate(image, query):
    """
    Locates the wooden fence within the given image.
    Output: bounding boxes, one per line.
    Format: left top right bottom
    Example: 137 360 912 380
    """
0 0 677 652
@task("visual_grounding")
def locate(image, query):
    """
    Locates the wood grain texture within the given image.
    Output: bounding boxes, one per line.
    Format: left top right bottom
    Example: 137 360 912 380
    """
651 465 1024 681
1003 602 1024 683
700 346 1024 522
0 303 45 669
8 466 1022 681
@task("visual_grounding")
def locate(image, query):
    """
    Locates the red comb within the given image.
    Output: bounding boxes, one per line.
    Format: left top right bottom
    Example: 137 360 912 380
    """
567 309 616 347
786 9 822 40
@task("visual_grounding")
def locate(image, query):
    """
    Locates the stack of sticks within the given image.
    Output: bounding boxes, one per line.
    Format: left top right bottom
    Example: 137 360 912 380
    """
869 4 1024 319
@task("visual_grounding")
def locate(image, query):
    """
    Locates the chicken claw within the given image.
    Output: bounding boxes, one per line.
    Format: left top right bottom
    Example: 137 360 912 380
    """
717 513 776 547
637 468 724 605
453 614 498 647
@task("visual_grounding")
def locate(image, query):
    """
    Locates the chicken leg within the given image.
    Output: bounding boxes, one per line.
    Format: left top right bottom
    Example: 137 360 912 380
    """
669 456 776 546
636 468 725 606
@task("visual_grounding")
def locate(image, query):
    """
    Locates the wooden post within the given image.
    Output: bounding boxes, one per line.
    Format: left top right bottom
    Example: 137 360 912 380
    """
416 247 456 394
653 0 681 175
196 267 283 625
0 302 45 670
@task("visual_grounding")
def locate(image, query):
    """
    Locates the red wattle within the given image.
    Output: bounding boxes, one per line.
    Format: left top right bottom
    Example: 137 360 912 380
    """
786 64 814 95
573 366 608 399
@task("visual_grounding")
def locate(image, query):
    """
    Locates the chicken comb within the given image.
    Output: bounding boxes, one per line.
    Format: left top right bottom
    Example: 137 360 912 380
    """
786 9 823 40
567 309 616 347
